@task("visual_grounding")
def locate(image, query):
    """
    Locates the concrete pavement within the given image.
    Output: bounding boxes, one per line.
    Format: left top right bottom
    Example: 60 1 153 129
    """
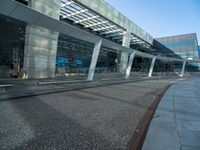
0 79 177 150
143 78 200 150
0 75 175 100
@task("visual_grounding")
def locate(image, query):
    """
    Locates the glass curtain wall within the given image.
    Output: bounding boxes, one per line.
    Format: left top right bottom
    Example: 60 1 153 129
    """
56 34 118 77
0 15 26 78
56 35 93 76
157 34 199 60
129 57 151 77
96 48 118 73
0 17 120 79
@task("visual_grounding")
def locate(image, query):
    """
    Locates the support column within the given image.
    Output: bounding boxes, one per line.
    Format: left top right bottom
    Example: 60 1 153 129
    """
180 60 187 77
23 0 61 78
148 56 157 77
125 51 136 79
119 31 131 73
87 39 102 81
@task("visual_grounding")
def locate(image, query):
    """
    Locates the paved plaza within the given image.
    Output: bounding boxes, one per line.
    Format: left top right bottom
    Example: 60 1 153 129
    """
1 78 200 150
0 78 176 150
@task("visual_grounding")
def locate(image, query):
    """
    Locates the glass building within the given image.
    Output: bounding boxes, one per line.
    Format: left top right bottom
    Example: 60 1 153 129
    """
198 46 200 57
0 15 118 78
0 0 198 78
156 33 199 60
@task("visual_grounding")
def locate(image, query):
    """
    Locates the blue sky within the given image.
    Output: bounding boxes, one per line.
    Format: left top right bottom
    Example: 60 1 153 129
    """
106 0 200 44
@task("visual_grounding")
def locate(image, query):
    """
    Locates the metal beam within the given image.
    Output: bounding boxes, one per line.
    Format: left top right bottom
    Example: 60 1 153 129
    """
84 21 108 28
157 56 183 62
135 51 155 58
62 9 88 19
93 25 115 31
61 1 74 8
112 36 123 40
106 32 123 38
75 15 99 24
100 29 123 35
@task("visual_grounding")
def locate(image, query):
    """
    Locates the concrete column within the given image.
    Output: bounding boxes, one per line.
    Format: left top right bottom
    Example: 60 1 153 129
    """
87 39 102 81
125 51 136 79
180 60 187 77
148 56 157 77
23 0 61 78
119 31 131 73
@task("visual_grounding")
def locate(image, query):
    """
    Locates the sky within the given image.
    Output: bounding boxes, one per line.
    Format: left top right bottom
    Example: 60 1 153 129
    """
106 0 200 44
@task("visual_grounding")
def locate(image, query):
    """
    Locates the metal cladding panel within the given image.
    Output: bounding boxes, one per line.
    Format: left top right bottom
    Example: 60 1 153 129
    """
55 22 100 44
36 14 60 31
0 0 18 15
75 0 153 45
10 4 42 24
135 51 154 58
101 39 132 53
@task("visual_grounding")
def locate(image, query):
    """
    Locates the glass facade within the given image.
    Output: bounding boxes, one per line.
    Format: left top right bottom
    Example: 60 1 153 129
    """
160 39 196 48
156 33 199 60
56 35 93 75
56 34 118 76
0 15 118 78
0 0 199 78
0 15 25 77
198 46 200 57
131 57 151 72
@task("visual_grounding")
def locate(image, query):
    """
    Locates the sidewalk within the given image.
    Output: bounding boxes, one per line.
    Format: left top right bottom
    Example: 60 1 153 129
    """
143 78 200 150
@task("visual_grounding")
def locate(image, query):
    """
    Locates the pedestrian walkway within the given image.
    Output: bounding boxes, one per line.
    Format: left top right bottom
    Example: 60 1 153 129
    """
143 78 200 150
